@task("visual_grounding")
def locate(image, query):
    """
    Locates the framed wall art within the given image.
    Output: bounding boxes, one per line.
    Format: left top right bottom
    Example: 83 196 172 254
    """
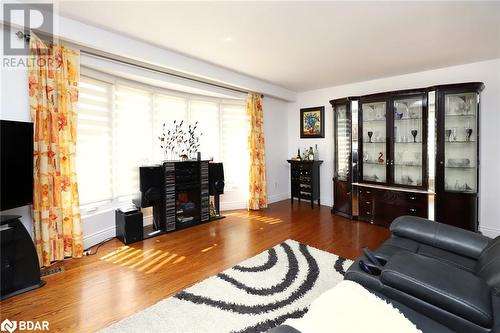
300 106 325 138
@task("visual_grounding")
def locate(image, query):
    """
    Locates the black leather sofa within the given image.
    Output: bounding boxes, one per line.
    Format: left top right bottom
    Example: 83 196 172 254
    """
345 216 500 333
268 216 500 333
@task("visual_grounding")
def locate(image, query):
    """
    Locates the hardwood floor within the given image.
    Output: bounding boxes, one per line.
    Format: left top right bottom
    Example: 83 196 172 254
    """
0 200 389 332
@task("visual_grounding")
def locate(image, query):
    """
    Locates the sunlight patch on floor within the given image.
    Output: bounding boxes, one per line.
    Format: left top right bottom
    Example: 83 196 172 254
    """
226 212 283 225
100 246 186 274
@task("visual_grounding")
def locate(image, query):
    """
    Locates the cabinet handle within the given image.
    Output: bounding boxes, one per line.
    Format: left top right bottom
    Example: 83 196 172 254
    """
366 191 371 194
409 196 416 200
409 208 417 213
346 192 351 196
366 201 371 204
440 161 444 165
366 211 371 215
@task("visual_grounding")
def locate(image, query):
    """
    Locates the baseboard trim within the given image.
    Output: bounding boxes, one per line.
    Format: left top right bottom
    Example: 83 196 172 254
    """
83 226 115 250
479 225 500 238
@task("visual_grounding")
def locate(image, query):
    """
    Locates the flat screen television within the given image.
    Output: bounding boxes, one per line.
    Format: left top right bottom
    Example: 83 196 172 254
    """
1 120 34 211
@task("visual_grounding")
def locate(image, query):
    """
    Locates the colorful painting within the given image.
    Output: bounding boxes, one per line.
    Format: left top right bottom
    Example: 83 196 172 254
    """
300 106 325 138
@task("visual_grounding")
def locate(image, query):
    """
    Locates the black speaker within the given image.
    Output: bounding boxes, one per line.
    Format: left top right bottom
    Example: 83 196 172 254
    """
115 209 144 245
209 163 225 195
139 165 163 192
1 216 45 300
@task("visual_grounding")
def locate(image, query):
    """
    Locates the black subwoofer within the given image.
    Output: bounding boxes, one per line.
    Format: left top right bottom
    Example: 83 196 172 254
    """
115 209 143 245
209 163 225 195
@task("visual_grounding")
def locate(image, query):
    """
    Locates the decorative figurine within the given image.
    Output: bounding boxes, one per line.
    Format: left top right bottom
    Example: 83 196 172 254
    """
297 148 301 160
378 152 384 164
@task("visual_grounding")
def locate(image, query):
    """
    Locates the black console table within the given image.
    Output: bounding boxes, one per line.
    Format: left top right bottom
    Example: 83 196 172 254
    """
287 160 323 208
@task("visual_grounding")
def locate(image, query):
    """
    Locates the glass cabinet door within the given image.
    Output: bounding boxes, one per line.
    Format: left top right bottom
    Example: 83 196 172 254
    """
361 101 387 183
443 92 478 193
336 105 351 181
393 96 425 187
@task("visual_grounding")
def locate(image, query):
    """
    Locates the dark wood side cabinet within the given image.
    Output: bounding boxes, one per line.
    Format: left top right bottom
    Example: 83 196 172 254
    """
287 160 323 208
435 82 484 231
331 98 356 218
357 185 429 227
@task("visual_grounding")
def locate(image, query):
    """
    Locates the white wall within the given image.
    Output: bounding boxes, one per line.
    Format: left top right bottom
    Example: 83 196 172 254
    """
287 59 500 237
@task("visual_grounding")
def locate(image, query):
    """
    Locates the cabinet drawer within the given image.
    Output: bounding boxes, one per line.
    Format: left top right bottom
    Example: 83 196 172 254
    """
407 205 427 218
359 207 373 221
406 192 427 208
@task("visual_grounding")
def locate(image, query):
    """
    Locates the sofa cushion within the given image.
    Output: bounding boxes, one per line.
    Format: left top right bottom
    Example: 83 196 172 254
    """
381 252 493 328
418 244 476 272
374 236 419 261
390 216 490 259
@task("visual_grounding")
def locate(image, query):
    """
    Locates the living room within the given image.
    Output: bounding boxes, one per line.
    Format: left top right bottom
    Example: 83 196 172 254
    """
1 1 499 333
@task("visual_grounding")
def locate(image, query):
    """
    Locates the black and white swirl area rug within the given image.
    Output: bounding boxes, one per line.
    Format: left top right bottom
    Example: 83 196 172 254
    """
101 239 352 333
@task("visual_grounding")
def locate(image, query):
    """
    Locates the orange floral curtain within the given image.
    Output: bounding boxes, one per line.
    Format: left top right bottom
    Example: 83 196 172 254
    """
247 93 267 210
29 35 83 267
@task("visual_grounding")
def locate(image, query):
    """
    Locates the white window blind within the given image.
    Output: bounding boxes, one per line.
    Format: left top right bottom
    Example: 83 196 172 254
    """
76 77 113 205
190 100 220 161
153 94 188 160
114 84 153 198
77 72 249 210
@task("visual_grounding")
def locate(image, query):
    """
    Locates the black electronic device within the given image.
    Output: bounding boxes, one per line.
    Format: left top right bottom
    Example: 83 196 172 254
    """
208 163 225 220
208 163 225 195
0 215 45 300
362 246 383 266
115 208 144 245
1 120 34 211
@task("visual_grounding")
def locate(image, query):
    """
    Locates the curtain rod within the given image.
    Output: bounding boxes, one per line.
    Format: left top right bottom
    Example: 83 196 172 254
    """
17 30 264 98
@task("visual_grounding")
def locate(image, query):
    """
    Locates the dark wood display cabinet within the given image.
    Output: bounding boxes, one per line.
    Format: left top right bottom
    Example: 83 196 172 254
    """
331 97 357 218
330 82 483 230
434 82 484 231
287 160 323 208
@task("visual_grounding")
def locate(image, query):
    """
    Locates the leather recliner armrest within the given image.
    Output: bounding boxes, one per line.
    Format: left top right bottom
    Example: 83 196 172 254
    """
390 216 491 259
381 252 493 328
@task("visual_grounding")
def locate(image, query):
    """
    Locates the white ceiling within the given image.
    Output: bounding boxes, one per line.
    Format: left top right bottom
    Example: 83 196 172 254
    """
57 1 500 92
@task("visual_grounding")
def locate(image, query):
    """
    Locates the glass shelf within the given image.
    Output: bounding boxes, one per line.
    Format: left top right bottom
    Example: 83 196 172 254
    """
364 162 385 165
394 117 423 121
393 96 424 187
395 141 422 144
445 166 476 169
445 114 475 118
444 92 478 192
363 141 386 144
395 164 422 167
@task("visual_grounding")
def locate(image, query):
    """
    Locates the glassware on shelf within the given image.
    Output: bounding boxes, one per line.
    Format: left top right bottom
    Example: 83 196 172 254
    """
451 127 458 141
368 131 373 143
445 129 452 142
465 128 473 142
411 129 418 143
